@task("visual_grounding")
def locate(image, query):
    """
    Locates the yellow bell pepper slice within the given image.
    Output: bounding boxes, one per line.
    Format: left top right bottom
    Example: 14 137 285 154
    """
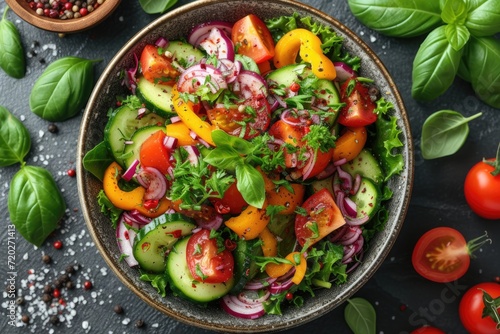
259 227 278 257
102 162 170 218
265 251 307 285
274 28 336 80
224 200 269 240
171 85 216 146
165 122 198 146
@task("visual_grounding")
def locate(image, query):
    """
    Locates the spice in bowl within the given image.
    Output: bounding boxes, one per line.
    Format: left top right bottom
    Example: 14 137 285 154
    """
26 0 106 20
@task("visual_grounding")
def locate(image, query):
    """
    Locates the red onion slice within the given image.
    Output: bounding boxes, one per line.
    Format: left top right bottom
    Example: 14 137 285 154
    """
163 136 178 151
177 64 227 94
184 145 200 165
122 159 140 181
195 213 223 230
154 37 169 48
333 62 356 82
269 278 294 294
221 294 266 320
238 289 270 305
198 27 235 61
188 21 232 46
233 70 268 100
135 167 168 201
116 216 140 267
123 209 151 226
343 196 357 218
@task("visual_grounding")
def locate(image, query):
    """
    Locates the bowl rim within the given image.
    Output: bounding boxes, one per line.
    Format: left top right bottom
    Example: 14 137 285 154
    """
5 0 121 33
77 0 414 332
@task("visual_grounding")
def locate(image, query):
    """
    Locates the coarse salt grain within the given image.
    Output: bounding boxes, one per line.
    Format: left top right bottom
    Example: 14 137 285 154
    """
122 318 131 325
82 320 89 329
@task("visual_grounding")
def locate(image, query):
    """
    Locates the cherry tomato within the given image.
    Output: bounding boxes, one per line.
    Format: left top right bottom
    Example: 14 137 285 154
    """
338 78 377 127
209 181 248 215
410 326 446 334
231 14 275 64
464 153 500 220
411 227 490 283
139 130 172 175
139 44 180 85
186 229 234 283
332 126 367 162
459 282 500 334
295 188 346 247
269 120 331 180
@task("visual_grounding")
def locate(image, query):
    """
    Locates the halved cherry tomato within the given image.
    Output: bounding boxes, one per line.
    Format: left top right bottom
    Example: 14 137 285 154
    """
338 78 377 127
231 14 275 64
459 282 500 334
411 227 491 283
209 181 247 215
186 229 234 284
140 44 180 85
464 147 500 220
139 130 172 175
295 188 346 247
410 326 446 334
332 127 367 162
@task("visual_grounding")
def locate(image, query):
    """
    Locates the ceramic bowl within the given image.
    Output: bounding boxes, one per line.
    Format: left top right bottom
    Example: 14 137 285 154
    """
5 0 121 34
77 0 414 332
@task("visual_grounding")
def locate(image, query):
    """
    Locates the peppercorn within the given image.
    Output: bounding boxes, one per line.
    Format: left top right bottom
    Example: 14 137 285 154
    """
52 288 61 299
113 304 124 314
65 265 76 274
59 274 69 283
16 296 25 305
42 293 52 303
43 285 53 294
21 314 30 324
66 280 74 290
50 315 60 325
53 279 63 289
67 169 76 177
53 240 63 250
135 319 145 328
47 123 58 133
42 254 52 264
83 280 93 290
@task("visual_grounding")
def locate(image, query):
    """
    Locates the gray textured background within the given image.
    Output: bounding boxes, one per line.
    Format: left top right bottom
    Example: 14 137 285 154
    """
1 0 499 333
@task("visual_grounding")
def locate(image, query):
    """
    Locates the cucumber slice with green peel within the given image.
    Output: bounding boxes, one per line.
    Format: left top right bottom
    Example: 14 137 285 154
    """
266 63 309 86
349 177 381 219
104 105 166 165
229 239 261 294
133 213 196 273
122 125 166 170
166 236 235 303
136 41 204 117
341 149 384 184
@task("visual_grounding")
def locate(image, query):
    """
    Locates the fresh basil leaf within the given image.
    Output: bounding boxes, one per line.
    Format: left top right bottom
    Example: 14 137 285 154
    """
465 0 500 37
462 36 500 109
139 0 177 14
211 129 253 155
441 0 468 25
421 110 482 159
235 162 265 208
412 25 463 101
29 57 98 121
0 106 31 167
203 146 242 171
8 165 66 246
344 297 377 334
347 0 443 37
445 23 470 51
0 8 25 79
82 141 114 181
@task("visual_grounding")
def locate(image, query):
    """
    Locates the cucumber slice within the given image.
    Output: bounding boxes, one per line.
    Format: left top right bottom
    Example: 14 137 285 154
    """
230 239 261 294
133 213 195 273
266 63 309 86
104 105 165 164
350 177 381 219
341 149 384 184
122 125 165 170
136 41 204 117
167 236 235 303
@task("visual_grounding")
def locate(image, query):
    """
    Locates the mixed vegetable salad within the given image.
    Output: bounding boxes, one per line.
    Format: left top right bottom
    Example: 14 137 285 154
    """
83 13 404 319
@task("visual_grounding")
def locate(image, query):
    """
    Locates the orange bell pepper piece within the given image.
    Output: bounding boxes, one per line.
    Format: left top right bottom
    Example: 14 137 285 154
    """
274 28 336 80
259 167 305 215
259 227 278 257
265 251 307 285
165 122 198 146
102 162 170 218
171 85 216 146
224 200 269 240
332 127 367 162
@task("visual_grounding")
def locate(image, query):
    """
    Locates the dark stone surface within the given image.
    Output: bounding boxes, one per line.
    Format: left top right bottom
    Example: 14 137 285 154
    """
1 1 498 333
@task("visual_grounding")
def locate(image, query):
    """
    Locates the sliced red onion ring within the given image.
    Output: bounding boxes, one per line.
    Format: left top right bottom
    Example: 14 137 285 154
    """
177 64 227 94
123 53 139 94
116 216 140 267
346 214 370 226
269 279 294 294
123 209 151 226
233 70 268 100
334 62 356 82
154 37 169 48
343 197 357 218
135 167 168 201
352 174 362 195
163 136 178 151
315 162 337 180
122 159 140 182
244 276 278 290
238 289 271 305
170 116 181 123
184 145 200 165
333 158 347 167
301 148 317 180
221 294 266 320
188 21 232 47
198 27 235 61
346 249 364 274
338 226 362 245
328 224 348 243
336 166 353 192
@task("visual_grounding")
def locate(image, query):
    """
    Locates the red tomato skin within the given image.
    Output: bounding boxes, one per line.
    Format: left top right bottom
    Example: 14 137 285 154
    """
231 14 275 64
410 326 446 334
411 227 469 283
464 159 500 220
186 229 234 284
459 282 500 334
209 181 247 215
139 130 172 175
338 79 377 127
140 44 179 85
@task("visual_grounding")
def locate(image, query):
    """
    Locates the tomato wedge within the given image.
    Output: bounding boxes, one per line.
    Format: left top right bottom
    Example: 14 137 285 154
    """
186 229 234 284
231 14 275 64
209 181 248 215
295 189 346 247
338 78 377 127
140 44 180 85
139 130 172 175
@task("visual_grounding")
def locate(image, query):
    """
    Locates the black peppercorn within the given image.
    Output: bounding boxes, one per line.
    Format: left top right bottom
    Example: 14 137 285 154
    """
21 314 30 324
47 123 59 133
42 254 52 264
43 285 52 294
59 274 69 283
16 296 25 305
65 265 75 274
66 280 74 290
113 304 123 314
50 315 60 325
135 319 145 328
42 293 52 303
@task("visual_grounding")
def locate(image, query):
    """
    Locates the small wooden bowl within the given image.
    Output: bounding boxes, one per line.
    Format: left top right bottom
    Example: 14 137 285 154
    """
5 0 121 34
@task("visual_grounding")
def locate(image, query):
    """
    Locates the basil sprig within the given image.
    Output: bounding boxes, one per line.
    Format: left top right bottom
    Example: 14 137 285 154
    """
421 110 482 159
204 130 266 208
0 7 26 78
348 0 500 108
30 57 99 121
0 106 66 246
